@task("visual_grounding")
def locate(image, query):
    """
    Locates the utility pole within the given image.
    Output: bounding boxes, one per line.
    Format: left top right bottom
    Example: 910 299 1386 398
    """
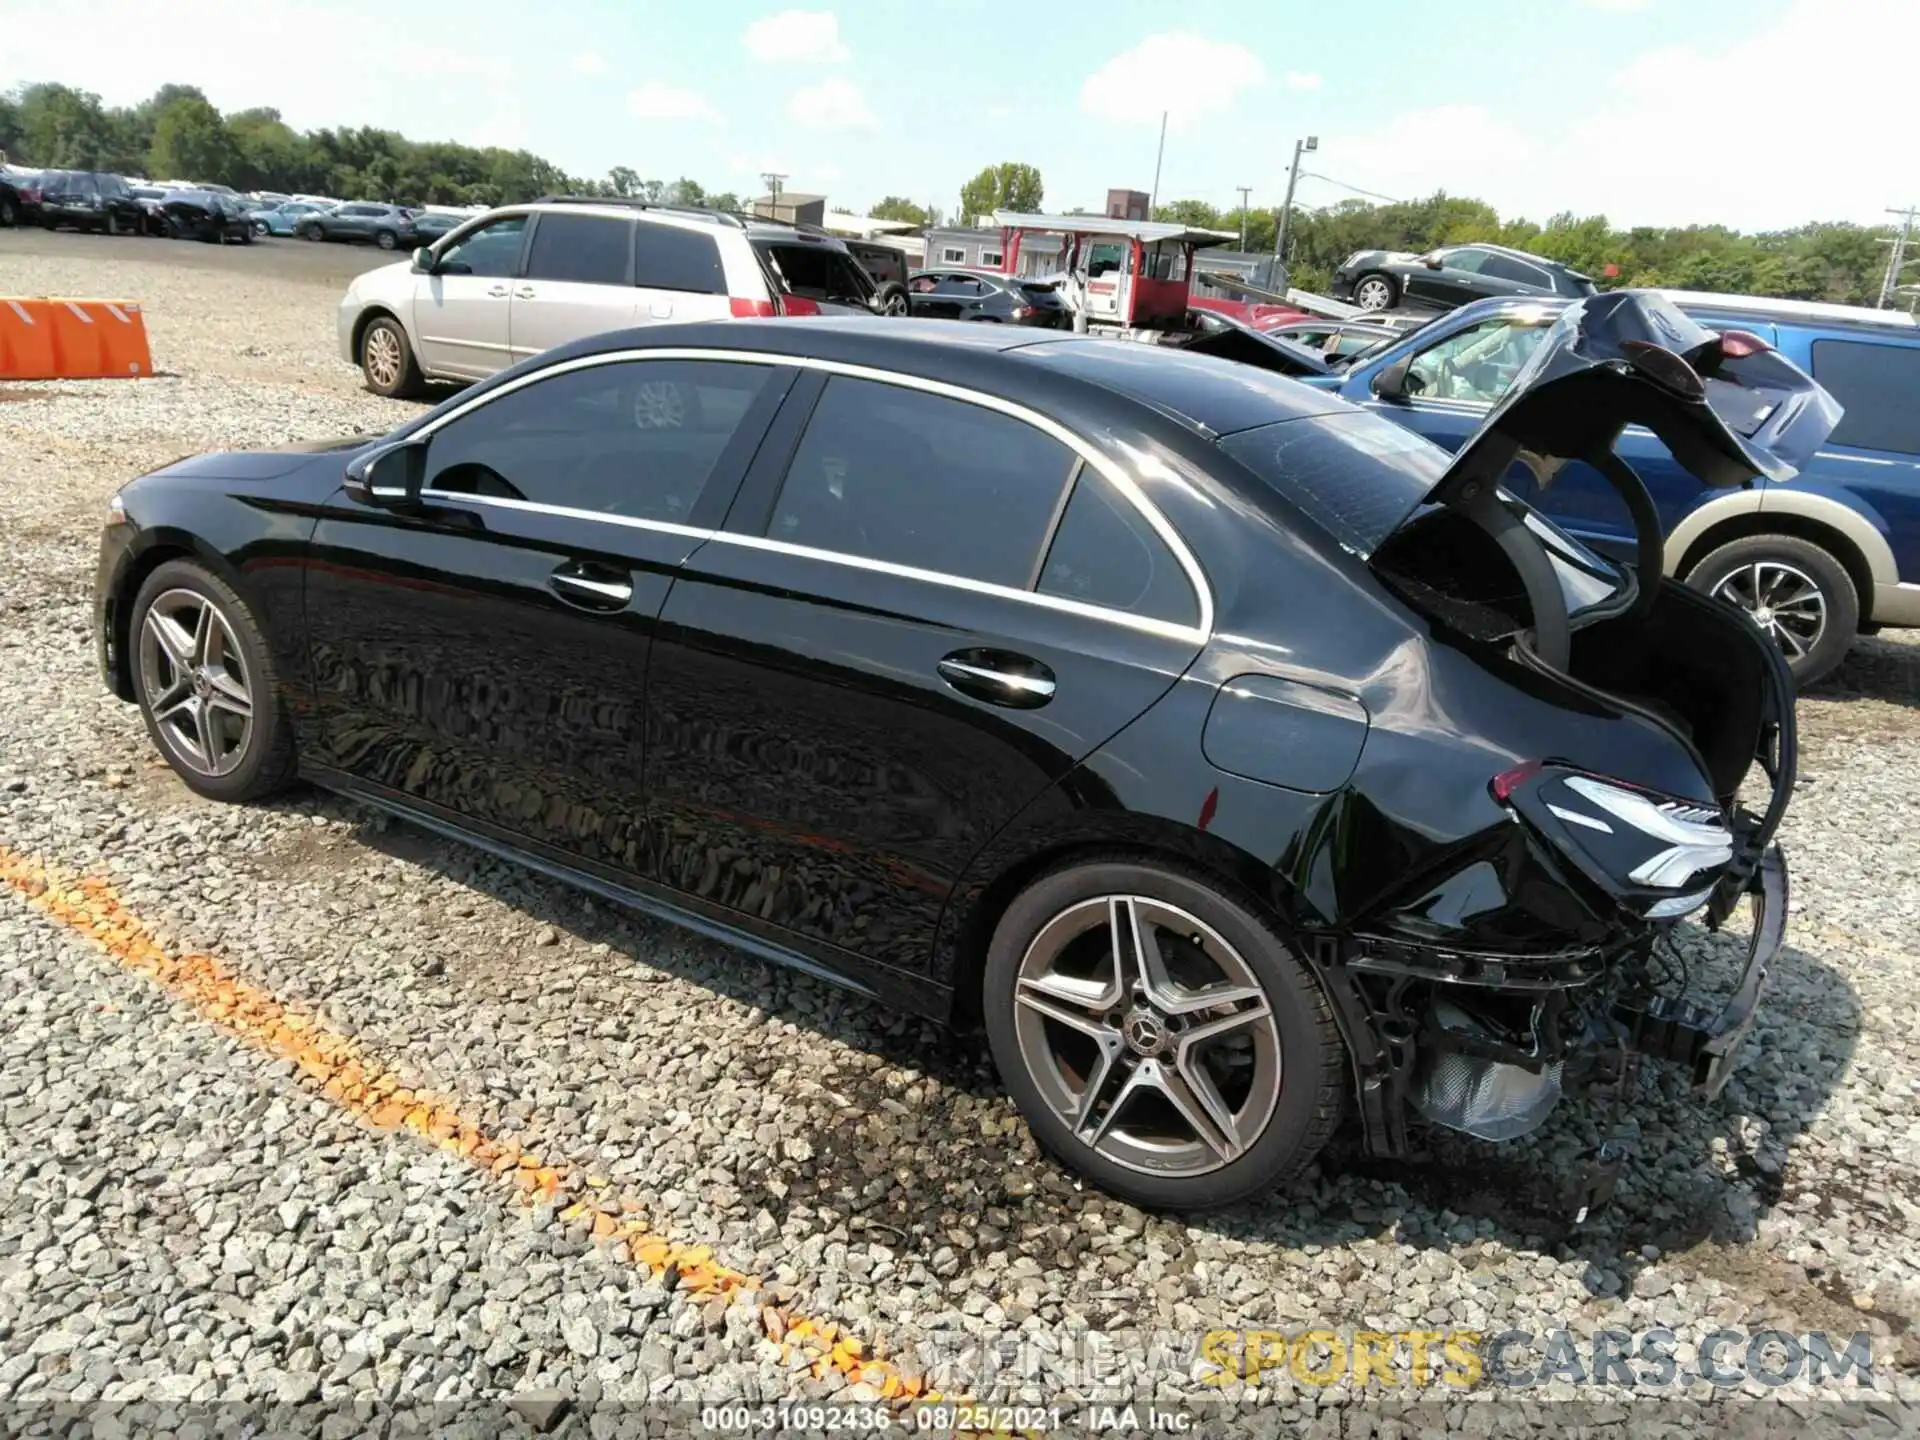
1274 135 1318 266
760 172 787 220
1236 185 1251 252
1148 111 1168 214
1879 205 1918 308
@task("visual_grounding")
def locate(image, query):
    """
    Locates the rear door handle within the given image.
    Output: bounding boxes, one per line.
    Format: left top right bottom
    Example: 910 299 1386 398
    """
548 562 632 612
487 284 509 297
514 285 536 299
938 650 1056 708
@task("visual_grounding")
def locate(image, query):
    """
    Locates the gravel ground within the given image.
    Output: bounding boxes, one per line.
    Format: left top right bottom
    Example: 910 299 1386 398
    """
3 234 1919 1433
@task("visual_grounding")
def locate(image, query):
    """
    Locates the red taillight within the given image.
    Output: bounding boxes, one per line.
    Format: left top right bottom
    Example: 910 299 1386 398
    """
779 294 822 317
1491 760 1543 802
1718 328 1770 358
729 297 776 318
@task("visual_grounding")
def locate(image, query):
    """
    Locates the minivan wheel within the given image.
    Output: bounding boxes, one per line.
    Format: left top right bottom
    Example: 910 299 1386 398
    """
359 316 423 399
130 561 297 803
1687 533 1859 687
983 860 1344 1210
1353 273 1397 310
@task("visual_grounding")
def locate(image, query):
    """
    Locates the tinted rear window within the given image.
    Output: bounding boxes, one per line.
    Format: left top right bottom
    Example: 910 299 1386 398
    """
1217 410 1449 556
635 223 725 294
755 242 875 304
1810 338 1920 455
527 213 632 286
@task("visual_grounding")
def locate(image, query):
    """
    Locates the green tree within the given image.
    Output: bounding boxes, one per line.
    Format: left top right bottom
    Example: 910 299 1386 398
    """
871 194 930 225
606 165 642 198
666 176 706 205
11 83 122 169
148 95 240 184
957 162 1043 223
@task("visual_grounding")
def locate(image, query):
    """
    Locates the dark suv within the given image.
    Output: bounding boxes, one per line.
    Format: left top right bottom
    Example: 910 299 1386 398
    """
1333 243 1596 312
301 202 418 250
33 170 145 235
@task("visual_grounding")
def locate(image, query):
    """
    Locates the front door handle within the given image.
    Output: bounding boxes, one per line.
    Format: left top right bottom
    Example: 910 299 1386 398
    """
514 285 536 299
487 284 509 297
938 650 1056 709
548 563 632 612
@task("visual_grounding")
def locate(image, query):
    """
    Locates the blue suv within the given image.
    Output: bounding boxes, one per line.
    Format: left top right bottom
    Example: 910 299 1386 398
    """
1310 291 1920 684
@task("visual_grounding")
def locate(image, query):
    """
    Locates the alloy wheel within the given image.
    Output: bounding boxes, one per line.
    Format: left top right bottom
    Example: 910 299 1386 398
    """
1355 277 1392 310
1011 895 1282 1178
363 326 404 390
137 589 255 777
1710 559 1827 663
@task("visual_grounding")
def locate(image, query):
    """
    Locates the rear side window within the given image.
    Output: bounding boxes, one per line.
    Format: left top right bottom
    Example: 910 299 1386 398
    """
1039 471 1198 626
634 223 725 294
527 213 632 285
423 359 772 524
769 376 1076 587
1481 254 1549 286
1810 339 1920 455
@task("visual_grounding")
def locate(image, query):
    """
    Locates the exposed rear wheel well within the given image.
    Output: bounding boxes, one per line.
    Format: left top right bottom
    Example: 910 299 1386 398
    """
1676 513 1874 630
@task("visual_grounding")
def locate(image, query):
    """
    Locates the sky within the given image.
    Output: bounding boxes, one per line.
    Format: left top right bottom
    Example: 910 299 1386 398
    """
4 0 1916 232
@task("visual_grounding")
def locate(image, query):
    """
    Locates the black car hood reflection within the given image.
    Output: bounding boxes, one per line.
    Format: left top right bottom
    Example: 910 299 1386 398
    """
1426 289 1842 507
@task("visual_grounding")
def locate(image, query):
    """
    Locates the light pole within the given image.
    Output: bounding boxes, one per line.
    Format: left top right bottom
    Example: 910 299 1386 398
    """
1274 135 1317 269
1236 184 1251 252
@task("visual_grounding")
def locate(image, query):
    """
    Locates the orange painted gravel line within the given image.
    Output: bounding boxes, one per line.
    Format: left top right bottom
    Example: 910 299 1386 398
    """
0 846 935 1404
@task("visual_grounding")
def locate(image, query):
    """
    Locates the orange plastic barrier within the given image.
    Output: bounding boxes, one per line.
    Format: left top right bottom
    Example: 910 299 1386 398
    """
0 296 153 379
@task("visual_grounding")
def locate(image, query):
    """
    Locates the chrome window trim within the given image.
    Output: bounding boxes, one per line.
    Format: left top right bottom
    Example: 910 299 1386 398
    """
417 488 714 541
407 345 1216 641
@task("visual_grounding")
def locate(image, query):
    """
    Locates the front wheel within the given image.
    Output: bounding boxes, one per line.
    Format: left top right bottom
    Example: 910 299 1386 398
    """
129 560 297 803
983 860 1345 1210
359 315 423 398
871 281 909 317
0 194 16 227
1352 272 1397 310
1686 534 1859 687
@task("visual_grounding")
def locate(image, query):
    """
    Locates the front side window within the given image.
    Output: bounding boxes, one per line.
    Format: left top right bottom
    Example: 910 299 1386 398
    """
633 223 725 293
755 242 875 305
1404 316 1552 405
1038 471 1198 626
1441 248 1487 273
527 213 632 285
769 376 1077 588
437 216 528 278
1812 338 1920 454
423 359 772 524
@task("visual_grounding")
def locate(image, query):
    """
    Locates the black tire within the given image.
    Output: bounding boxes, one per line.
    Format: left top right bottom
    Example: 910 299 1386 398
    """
128 560 298 804
871 281 909 317
1685 533 1859 687
982 859 1345 1210
358 315 424 399
105 210 123 236
302 222 324 241
0 194 16 228
252 219 269 236
1351 272 1398 311
375 228 398 251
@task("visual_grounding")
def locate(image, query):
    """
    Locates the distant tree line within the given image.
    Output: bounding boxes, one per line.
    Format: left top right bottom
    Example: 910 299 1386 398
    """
1154 191 1896 307
0 81 743 212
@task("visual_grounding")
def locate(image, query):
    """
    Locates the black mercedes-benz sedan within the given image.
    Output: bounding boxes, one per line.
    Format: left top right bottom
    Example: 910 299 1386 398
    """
94 295 1830 1209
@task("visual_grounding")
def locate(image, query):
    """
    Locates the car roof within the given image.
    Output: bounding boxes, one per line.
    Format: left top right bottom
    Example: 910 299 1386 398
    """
518 317 1348 442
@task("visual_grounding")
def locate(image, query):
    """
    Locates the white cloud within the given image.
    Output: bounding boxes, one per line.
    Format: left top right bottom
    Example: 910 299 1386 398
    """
744 9 850 63
1284 70 1322 91
787 76 876 130
571 50 608 75
625 82 722 123
1080 34 1265 131
1322 0 1920 231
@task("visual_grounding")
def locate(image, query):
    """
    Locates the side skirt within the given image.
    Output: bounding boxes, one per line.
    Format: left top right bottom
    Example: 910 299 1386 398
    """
305 765 956 1024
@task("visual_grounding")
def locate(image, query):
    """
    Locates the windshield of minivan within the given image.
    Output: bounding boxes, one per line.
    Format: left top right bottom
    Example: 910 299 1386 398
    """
755 241 875 305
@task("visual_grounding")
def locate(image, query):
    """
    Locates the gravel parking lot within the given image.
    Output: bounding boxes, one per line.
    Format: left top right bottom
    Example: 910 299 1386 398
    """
3 231 1918 1433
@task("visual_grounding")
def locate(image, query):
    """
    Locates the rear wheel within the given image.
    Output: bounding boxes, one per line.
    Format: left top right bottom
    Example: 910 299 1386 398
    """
1352 273 1397 310
1686 533 1859 687
871 281 909 317
302 222 324 241
359 315 423 399
983 860 1344 1210
0 194 16 227
375 228 398 251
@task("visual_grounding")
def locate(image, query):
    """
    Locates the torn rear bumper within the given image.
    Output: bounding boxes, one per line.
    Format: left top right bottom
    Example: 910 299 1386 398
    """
1616 843 1787 1097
